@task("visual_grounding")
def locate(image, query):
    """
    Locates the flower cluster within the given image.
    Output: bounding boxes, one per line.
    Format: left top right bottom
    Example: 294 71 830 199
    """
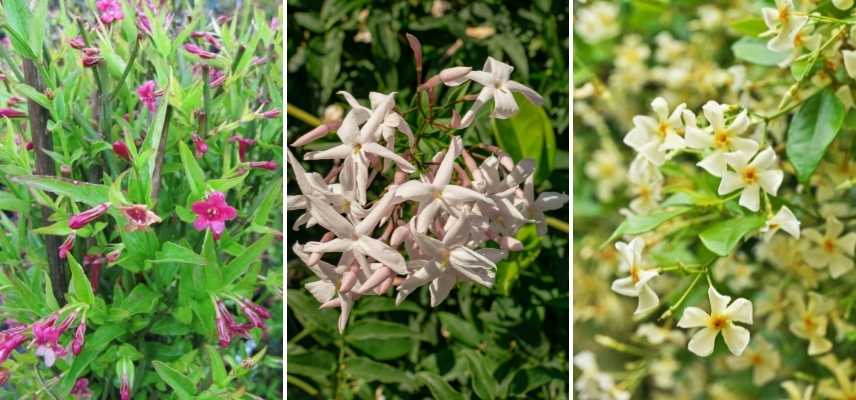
289 40 567 332
0 309 87 368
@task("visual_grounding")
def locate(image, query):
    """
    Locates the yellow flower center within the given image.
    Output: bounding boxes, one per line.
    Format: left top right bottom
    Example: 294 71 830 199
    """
823 239 837 254
709 314 728 331
741 166 758 185
713 130 730 149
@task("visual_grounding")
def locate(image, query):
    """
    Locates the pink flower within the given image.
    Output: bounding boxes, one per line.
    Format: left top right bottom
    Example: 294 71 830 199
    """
81 48 102 67
191 192 237 240
120 374 131 400
6 96 24 107
71 378 92 398
184 43 216 59
69 37 86 50
0 108 26 118
209 68 226 87
249 161 278 171
71 321 86 356
69 203 110 229
230 135 256 161
113 140 131 161
59 233 76 259
0 329 27 364
215 302 231 347
191 31 222 50
191 134 208 157
106 248 122 263
136 12 152 36
31 316 67 367
239 298 270 329
136 80 160 113
119 204 161 232
96 0 124 25
0 370 9 385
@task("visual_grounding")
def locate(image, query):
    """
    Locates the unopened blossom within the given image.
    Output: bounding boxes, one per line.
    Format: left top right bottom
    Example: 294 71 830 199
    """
83 254 103 290
725 337 780 385
96 0 124 25
304 93 415 205
623 97 686 166
761 206 800 240
71 378 92 398
761 0 808 52
610 238 659 315
249 160 278 170
802 216 856 278
120 374 131 400
686 101 758 177
678 286 753 357
258 108 281 119
208 68 226 87
419 66 472 90
456 57 543 128
71 321 86 355
781 381 815 400
0 108 26 118
292 243 358 333
575 2 620 43
113 140 131 161
230 135 256 160
136 80 160 113
184 43 216 59
191 31 222 50
59 233 75 259
69 203 110 229
191 192 237 240
69 36 86 49
120 204 162 232
191 134 208 158
0 329 27 364
395 137 491 233
81 48 102 67
718 147 783 212
238 298 270 329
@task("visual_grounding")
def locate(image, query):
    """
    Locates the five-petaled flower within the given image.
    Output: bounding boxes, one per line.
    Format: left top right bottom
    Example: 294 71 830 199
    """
191 192 238 240
678 286 753 357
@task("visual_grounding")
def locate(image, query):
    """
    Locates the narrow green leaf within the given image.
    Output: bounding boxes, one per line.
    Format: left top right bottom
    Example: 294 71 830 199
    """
346 357 410 383
606 208 690 243
150 242 208 266
152 361 197 398
416 372 465 400
67 255 94 306
288 351 337 377
10 175 108 205
462 350 498 400
732 37 788 66
178 141 206 196
437 312 482 348
345 319 414 341
206 346 229 386
222 234 271 285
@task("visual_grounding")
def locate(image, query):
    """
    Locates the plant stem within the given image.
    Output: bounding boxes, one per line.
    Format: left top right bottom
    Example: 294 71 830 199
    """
202 65 210 137
34 365 59 400
109 36 141 100
150 105 173 204
658 271 705 321
287 375 319 396
286 102 321 126
545 216 569 232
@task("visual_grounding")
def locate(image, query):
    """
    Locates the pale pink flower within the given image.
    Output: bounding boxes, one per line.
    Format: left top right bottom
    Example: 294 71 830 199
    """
456 57 543 128
119 204 162 232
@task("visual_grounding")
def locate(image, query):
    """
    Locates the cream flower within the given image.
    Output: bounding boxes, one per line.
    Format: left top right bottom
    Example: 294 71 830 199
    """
627 155 663 214
677 286 753 357
456 57 543 127
761 206 801 240
761 0 808 52
584 146 625 201
575 2 620 44
718 147 783 212
623 97 686 166
685 101 757 177
802 216 856 278
610 237 659 315
788 292 834 355
781 381 815 400
725 337 781 386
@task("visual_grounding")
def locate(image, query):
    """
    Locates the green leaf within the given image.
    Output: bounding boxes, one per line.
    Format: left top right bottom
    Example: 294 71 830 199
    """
3 0 36 59
345 319 414 341
732 37 788 66
729 18 767 36
0 192 25 212
494 34 528 79
286 289 337 333
152 361 197 398
437 312 482 348
699 214 766 256
223 234 272 285
206 346 229 386
492 93 555 182
288 351 337 377
178 141 206 196
786 89 846 183
57 325 126 396
67 255 94 306
346 357 410 383
416 372 465 400
606 208 690 243
116 284 159 316
10 175 109 205
507 367 555 396
462 350 498 400
150 242 208 266
496 224 542 294
14 83 51 110
349 337 413 360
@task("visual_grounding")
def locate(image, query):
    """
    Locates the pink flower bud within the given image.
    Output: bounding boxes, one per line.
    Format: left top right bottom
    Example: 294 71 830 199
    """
258 109 281 119
69 203 110 230
230 135 256 161
136 80 160 113
113 140 131 161
71 321 86 355
69 37 86 50
184 43 216 59
59 233 76 260
191 134 208 158
249 161 278 170
0 370 9 385
0 108 26 118
290 121 341 147
71 378 92 397
120 375 131 400
405 33 422 82
81 48 102 67
105 248 122 263
25 141 34 151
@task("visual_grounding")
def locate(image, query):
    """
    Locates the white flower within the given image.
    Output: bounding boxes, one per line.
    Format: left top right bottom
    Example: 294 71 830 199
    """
457 57 543 128
635 323 685 346
833 0 854 10
843 49 856 79
802 216 856 278
573 352 631 400
725 337 781 386
623 97 686 166
781 381 815 400
685 101 757 177
584 146 625 201
761 0 808 52
627 155 663 214
718 147 783 212
575 2 620 44
761 206 801 240
610 238 660 315
677 286 753 357
788 292 834 356
615 35 650 70
338 91 415 170
519 173 569 235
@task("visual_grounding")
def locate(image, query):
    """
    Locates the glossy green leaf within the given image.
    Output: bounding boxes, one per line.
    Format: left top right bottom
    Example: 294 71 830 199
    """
437 312 482 348
153 361 197 398
606 208 690 243
223 234 272 285
206 346 229 386
416 372 465 400
345 319 414 341
67 255 94 306
150 242 208 266
345 357 410 383
462 350 498 400
493 93 555 182
288 351 337 377
786 89 845 183
699 214 766 256
732 37 788 66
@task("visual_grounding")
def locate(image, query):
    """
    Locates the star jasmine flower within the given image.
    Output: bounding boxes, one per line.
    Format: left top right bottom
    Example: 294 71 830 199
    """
623 97 686 166
761 0 808 52
802 216 856 278
725 337 781 386
788 292 834 355
396 136 494 233
456 57 544 128
626 155 663 214
610 238 659 315
761 206 801 240
718 147 783 212
678 286 753 357
685 101 758 177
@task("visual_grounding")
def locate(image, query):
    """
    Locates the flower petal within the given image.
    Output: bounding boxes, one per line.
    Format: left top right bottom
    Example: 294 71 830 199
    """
678 307 710 328
687 327 719 357
722 324 751 356
724 298 753 324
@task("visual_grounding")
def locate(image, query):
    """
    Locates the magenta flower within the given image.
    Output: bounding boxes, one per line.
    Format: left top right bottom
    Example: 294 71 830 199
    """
191 134 208 158
120 374 131 400
230 135 256 161
31 316 68 367
69 203 110 229
6 96 24 107
96 0 124 25
258 109 280 119
113 140 130 161
71 321 86 356
191 31 222 50
0 329 27 364
209 68 226 87
249 161 278 171
0 108 26 118
239 298 270 329
184 43 216 59
0 370 9 385
83 254 103 291
71 378 92 398
81 48 102 67
59 233 76 260
136 12 152 36
215 302 231 347
69 36 86 50
191 192 237 240
119 204 162 232
136 80 160 113
106 248 122 264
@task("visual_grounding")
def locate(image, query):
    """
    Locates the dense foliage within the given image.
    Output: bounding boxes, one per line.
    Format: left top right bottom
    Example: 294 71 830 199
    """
287 1 570 399
0 1 282 398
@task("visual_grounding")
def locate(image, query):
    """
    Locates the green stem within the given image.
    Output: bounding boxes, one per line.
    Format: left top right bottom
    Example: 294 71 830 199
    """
545 216 569 233
34 366 59 400
286 102 321 126
287 375 319 396
109 37 141 100
201 66 210 137
659 271 706 321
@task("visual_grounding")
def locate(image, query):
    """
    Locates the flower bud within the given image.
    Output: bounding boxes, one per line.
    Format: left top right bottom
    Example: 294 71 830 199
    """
60 164 72 178
59 233 76 260
81 48 103 67
72 321 86 355
0 108 26 118
69 37 86 50
184 43 216 59
249 161 278 170
258 109 281 119
69 203 110 230
230 135 256 161
113 140 131 161
191 134 208 158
